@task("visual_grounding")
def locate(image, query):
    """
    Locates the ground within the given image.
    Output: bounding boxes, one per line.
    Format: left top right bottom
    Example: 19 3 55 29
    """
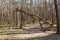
0 23 59 40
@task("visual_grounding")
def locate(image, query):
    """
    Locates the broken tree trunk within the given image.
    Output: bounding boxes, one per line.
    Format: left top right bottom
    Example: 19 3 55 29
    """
15 8 52 25
15 8 54 31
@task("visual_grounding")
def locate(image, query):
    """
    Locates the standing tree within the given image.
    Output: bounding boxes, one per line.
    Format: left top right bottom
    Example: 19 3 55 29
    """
54 0 60 34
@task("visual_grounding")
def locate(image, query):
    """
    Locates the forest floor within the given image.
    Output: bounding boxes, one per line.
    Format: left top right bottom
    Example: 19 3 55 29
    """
0 23 59 40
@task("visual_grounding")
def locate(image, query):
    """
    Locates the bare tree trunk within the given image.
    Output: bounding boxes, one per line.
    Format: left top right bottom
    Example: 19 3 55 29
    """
49 0 54 24
20 7 23 29
54 0 60 34
20 0 24 29
38 0 43 30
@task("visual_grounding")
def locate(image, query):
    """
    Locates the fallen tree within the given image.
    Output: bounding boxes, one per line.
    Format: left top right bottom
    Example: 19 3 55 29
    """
15 8 56 31
15 8 52 25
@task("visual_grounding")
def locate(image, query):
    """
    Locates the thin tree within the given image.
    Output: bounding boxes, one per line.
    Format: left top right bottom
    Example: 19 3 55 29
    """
20 0 24 29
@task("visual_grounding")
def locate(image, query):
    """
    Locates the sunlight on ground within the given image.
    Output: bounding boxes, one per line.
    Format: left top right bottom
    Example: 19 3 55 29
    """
0 31 55 40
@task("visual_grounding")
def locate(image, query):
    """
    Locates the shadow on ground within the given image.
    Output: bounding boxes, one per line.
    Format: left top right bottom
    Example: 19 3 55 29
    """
3 34 60 40
22 34 60 40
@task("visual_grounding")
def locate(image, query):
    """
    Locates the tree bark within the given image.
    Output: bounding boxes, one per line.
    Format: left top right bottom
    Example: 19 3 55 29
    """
54 0 60 34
